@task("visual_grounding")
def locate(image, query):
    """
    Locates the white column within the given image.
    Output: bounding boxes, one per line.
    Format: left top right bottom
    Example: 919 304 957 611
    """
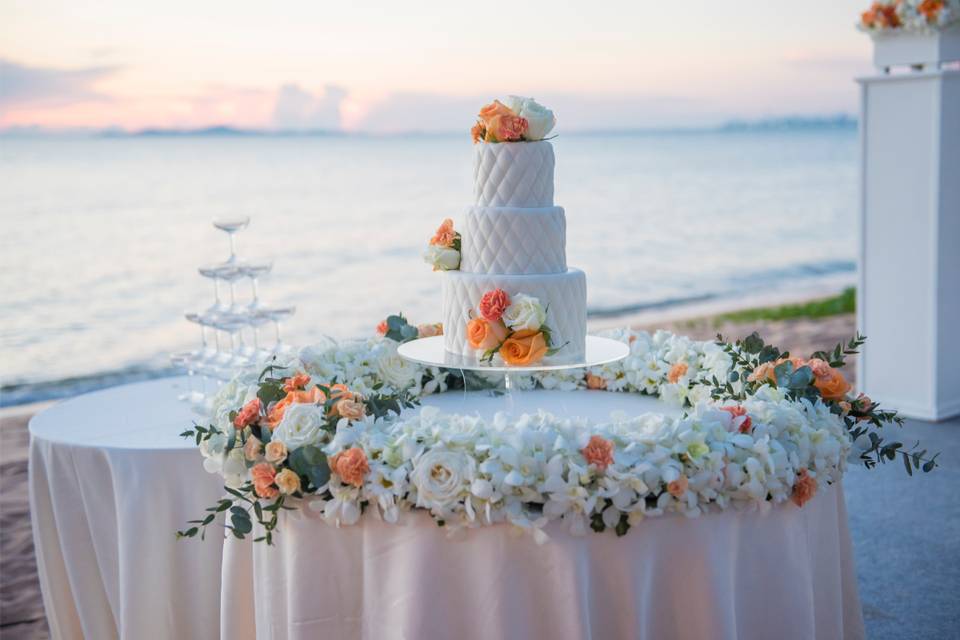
857 29 960 421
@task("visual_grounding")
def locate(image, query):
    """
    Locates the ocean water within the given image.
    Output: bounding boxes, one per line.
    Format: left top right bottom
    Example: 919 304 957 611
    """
0 130 857 405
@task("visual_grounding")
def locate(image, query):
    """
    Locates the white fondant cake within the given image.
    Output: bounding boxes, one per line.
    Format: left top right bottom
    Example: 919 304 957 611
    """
442 139 588 360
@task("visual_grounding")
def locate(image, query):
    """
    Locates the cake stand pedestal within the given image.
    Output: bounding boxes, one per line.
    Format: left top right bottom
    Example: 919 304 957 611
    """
397 335 630 412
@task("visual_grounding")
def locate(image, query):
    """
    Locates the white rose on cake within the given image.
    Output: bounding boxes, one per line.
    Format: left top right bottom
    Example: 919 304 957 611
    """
502 293 547 331
423 244 460 271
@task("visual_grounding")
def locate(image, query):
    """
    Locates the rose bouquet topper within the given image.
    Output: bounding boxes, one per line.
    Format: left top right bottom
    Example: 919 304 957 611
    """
423 218 461 271
177 318 938 546
471 96 556 143
858 0 959 32
467 288 566 365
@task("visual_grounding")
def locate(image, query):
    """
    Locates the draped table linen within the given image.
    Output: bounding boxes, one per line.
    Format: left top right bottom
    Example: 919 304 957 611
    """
220 391 865 640
29 376 225 640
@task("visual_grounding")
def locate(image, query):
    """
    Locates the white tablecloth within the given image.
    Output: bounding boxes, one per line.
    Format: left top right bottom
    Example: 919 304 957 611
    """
221 390 865 640
29 376 225 640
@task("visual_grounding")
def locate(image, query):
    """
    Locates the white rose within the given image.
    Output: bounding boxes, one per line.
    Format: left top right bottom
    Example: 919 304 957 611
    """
423 244 460 271
518 98 556 141
271 403 325 450
411 449 476 511
502 293 546 331
501 95 527 114
377 345 419 389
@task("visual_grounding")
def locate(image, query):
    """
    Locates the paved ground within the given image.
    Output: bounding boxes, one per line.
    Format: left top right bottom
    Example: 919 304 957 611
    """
1 313 956 638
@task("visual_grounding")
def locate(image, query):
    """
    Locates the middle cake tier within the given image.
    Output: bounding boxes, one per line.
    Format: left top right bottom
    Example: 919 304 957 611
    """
441 268 587 360
460 205 567 275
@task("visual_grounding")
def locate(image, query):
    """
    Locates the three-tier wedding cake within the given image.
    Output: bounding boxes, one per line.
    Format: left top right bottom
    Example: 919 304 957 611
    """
423 97 587 366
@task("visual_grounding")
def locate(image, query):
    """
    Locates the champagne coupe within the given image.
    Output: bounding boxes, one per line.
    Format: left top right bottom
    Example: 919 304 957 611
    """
257 305 297 354
213 216 250 264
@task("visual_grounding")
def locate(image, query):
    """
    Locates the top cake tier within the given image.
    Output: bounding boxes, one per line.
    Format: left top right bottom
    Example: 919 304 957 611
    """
474 141 555 208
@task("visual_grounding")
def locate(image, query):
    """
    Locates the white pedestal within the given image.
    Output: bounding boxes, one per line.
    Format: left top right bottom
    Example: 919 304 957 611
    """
857 66 960 420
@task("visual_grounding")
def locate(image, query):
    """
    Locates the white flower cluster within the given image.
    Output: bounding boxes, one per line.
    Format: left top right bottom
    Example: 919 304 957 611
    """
311 385 848 540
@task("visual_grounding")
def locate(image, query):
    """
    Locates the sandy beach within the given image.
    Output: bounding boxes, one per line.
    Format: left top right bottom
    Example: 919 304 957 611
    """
0 306 858 639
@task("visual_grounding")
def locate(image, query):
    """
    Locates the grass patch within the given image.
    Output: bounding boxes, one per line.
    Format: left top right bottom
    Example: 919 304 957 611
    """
714 287 855 325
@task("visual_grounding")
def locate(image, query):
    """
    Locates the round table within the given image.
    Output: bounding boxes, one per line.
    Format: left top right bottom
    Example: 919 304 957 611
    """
29 376 225 640
220 389 866 640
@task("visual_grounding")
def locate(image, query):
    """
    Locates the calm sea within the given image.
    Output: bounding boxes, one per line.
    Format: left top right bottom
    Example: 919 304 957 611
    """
0 130 857 405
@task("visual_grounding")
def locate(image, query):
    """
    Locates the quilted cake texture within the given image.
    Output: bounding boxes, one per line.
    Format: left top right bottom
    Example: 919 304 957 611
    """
474 141 555 208
460 205 567 275
441 269 587 359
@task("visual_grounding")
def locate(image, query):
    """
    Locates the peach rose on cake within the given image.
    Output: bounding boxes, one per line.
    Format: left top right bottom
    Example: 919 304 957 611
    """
466 317 509 350
492 114 528 142
478 288 510 322
430 218 457 248
500 329 548 366
478 99 513 127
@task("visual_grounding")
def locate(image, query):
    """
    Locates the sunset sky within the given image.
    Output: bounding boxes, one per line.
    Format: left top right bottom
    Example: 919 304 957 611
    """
0 0 873 132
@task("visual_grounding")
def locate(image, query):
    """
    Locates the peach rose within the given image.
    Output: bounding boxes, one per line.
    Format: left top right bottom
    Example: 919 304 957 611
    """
814 368 851 401
494 114 528 142
500 329 548 366
417 323 443 338
581 435 614 471
335 398 366 421
251 463 279 499
791 468 818 507
667 475 689 498
283 372 311 392
466 317 509 350
265 440 288 464
478 99 514 125
275 468 301 495
585 373 607 390
430 218 457 247
471 120 486 143
233 398 261 428
747 356 806 384
330 447 369 487
805 358 832 379
919 0 944 21
376 319 388 336
267 387 326 429
243 435 262 461
720 405 752 434
667 362 688 384
478 288 510 322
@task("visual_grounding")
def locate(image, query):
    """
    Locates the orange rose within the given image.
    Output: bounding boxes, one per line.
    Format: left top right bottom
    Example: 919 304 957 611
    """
667 362 688 384
251 463 279 499
585 373 607 390
466 317 508 350
813 368 851 401
500 329 548 366
430 218 457 247
267 386 326 429
581 435 615 471
918 0 943 21
233 398 261 428
478 99 514 126
330 447 369 487
471 120 486 143
791 468 818 507
283 372 311 392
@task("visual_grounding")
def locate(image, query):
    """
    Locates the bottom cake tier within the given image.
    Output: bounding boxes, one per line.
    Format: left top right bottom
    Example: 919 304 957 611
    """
441 268 587 360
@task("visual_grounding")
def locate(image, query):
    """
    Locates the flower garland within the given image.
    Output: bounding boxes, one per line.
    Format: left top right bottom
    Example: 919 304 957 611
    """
858 0 960 33
179 316 937 545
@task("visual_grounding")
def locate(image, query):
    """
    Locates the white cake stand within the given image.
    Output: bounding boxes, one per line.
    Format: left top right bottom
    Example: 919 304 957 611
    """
397 335 629 412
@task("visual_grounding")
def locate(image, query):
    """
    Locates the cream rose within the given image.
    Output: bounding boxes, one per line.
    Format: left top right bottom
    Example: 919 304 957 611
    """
377 345 419 389
271 403 325 450
275 468 302 495
518 98 555 141
265 440 288 464
411 449 476 511
502 294 546 331
423 244 460 271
